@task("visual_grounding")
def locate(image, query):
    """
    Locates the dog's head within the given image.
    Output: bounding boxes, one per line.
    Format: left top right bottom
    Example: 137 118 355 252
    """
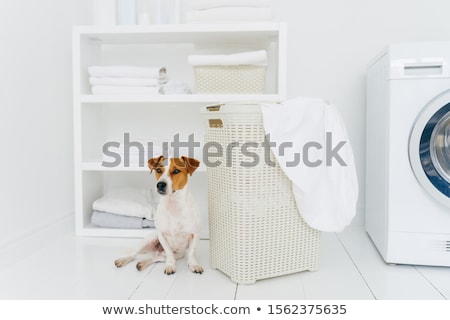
148 156 200 195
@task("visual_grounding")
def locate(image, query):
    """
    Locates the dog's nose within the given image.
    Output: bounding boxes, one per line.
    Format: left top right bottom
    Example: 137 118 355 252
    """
156 181 167 193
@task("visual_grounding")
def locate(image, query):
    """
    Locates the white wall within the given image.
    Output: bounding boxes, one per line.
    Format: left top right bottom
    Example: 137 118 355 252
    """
1 0 449 247
273 0 450 224
0 0 92 248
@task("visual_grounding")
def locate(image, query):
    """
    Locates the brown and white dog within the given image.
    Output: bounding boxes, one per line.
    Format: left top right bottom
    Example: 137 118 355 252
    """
114 156 203 275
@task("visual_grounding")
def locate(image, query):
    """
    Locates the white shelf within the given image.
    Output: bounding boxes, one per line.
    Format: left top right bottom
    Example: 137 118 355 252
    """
73 23 287 238
79 94 282 104
74 23 282 45
79 224 150 238
82 162 148 172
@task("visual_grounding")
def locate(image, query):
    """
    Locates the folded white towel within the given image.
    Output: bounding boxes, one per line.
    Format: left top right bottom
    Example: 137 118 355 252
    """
160 80 192 94
89 77 161 87
88 66 167 79
192 0 270 10
91 211 155 229
188 50 267 66
91 85 160 95
186 7 273 23
93 187 158 220
261 97 359 232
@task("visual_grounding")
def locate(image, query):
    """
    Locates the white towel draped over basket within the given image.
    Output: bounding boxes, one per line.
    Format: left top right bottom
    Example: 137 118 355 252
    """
261 97 359 232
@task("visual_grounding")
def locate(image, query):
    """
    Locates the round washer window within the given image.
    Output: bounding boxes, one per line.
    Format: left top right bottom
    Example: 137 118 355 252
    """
410 91 450 209
430 111 450 183
419 103 450 197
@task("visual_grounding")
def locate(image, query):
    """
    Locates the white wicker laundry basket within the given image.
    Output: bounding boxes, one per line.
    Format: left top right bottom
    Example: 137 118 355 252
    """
193 65 266 94
202 104 320 284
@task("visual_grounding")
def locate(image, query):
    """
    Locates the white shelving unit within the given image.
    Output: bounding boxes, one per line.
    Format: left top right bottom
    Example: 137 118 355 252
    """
72 23 287 238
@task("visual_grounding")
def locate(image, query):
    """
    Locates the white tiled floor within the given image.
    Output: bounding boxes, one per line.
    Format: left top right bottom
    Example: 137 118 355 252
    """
0 225 448 300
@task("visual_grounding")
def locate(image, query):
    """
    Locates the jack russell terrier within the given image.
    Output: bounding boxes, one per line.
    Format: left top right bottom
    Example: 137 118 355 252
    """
114 156 203 275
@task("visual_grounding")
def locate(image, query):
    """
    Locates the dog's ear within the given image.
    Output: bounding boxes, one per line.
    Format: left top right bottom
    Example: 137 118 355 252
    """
181 156 200 176
148 156 165 173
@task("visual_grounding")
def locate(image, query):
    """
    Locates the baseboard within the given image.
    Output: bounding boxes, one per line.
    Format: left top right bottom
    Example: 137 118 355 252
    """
0 212 74 270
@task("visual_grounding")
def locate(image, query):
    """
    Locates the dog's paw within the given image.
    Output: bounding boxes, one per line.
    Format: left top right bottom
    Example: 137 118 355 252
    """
164 264 176 275
189 264 204 274
114 259 126 268
136 261 149 271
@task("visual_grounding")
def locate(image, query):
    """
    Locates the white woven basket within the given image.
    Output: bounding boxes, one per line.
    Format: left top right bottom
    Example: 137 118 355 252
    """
202 104 320 284
193 65 266 94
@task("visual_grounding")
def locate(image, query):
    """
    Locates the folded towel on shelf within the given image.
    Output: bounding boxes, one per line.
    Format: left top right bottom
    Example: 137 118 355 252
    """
91 211 155 229
188 50 267 66
89 77 161 87
261 97 359 232
192 0 270 10
91 85 160 95
92 187 157 220
88 65 167 79
160 80 192 94
186 7 273 23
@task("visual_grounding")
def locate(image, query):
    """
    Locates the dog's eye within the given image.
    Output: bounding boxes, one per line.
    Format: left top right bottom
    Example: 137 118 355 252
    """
156 168 162 173
172 169 181 174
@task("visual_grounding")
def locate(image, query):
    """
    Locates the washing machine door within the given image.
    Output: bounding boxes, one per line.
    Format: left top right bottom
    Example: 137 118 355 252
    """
409 91 450 208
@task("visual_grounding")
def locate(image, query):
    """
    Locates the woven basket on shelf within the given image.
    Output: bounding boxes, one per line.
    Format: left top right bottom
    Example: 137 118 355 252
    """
201 104 320 284
193 65 266 94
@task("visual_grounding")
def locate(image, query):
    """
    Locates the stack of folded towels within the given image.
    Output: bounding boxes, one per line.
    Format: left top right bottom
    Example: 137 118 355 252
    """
186 0 273 23
87 65 167 95
91 187 159 229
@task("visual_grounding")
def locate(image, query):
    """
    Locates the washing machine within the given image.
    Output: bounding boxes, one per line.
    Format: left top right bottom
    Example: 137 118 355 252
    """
366 42 450 267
